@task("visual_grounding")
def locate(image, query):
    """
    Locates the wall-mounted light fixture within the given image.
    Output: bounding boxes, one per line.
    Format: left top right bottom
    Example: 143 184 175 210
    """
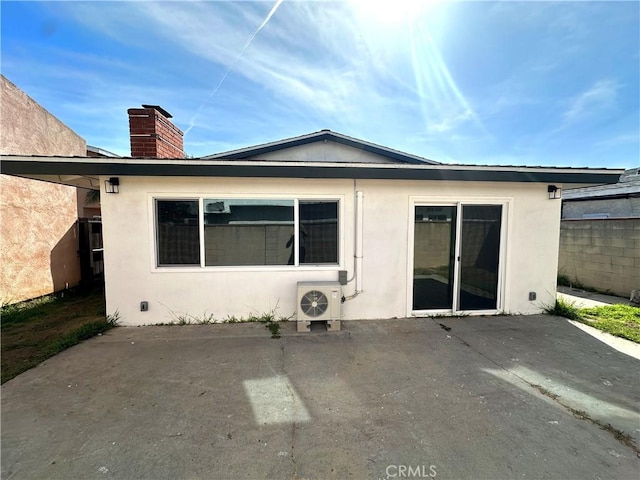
105 177 120 194
547 185 561 199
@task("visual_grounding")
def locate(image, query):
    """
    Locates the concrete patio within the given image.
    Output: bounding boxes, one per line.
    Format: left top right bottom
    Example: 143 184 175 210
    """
2 315 639 479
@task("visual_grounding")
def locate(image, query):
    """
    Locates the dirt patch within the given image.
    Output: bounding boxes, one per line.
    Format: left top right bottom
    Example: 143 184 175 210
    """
1 289 109 383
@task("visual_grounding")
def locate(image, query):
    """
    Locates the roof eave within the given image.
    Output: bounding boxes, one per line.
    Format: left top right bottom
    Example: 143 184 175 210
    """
0 156 624 187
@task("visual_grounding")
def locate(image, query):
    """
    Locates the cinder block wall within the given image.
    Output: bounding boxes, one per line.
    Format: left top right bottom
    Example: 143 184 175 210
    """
558 218 640 297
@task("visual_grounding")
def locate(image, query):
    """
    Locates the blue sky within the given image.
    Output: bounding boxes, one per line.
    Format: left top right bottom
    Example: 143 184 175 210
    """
2 1 638 168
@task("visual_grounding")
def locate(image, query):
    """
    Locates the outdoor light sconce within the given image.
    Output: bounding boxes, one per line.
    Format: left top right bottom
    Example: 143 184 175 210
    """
105 177 120 194
547 185 561 199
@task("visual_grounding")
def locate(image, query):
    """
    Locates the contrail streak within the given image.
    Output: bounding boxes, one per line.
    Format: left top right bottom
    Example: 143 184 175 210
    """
184 0 285 136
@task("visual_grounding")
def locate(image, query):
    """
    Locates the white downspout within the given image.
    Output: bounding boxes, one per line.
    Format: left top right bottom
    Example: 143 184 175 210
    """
355 190 364 293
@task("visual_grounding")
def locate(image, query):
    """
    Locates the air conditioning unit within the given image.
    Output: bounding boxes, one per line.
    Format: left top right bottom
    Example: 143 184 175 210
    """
296 281 341 332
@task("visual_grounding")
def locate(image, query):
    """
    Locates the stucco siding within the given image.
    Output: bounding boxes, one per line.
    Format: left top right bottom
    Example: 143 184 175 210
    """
101 176 560 325
0 75 85 303
0 176 81 303
0 77 86 156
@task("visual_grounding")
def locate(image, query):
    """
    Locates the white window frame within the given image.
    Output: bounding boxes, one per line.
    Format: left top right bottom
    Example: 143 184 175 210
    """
149 193 344 272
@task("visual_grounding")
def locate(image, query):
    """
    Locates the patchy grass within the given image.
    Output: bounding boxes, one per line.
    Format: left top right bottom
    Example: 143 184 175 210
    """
1 289 115 384
546 299 640 343
579 304 640 343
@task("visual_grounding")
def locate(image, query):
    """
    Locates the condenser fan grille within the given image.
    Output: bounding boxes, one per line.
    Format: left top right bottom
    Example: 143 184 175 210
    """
300 290 329 318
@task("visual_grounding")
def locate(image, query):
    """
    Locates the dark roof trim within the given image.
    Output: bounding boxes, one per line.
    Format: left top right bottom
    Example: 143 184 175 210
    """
204 130 438 165
563 192 640 202
0 159 622 184
141 104 173 118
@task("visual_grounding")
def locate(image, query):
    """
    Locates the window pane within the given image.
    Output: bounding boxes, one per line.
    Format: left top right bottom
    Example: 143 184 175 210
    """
459 205 502 310
204 199 294 266
299 201 338 264
413 206 456 310
157 200 200 266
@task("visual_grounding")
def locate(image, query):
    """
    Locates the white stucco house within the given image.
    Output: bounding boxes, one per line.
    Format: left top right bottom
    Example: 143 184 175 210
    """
2 108 623 326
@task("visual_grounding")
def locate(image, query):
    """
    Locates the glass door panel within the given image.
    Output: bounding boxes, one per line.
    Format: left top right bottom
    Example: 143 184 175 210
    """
413 206 457 310
458 205 502 310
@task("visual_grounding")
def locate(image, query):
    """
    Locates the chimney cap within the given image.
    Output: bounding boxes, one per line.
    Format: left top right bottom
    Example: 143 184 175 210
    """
141 104 173 118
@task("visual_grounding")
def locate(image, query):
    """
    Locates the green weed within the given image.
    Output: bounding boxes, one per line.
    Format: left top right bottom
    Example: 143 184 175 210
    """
163 308 217 325
544 297 582 321
106 310 121 326
162 304 289 338
250 305 288 339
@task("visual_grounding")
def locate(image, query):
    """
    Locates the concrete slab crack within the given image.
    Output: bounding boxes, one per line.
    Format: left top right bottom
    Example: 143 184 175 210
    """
279 343 299 479
435 319 639 455
529 383 639 455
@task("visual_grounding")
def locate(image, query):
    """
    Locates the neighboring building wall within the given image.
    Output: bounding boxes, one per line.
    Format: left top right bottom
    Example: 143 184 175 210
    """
558 219 640 298
79 145 117 218
562 197 640 219
100 175 560 325
562 168 640 220
76 188 101 218
0 75 86 303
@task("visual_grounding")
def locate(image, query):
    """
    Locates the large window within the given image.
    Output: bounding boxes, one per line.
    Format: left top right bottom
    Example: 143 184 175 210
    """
155 198 339 268
204 199 294 266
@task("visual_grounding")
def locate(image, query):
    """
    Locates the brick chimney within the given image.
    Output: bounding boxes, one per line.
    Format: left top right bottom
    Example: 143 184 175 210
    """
128 105 184 158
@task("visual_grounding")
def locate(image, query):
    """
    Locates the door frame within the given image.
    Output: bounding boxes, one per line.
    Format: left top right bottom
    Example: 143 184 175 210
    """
407 196 511 317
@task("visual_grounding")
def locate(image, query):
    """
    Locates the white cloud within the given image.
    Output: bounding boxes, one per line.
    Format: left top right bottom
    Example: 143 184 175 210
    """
427 109 475 133
563 79 619 124
594 132 640 147
51 0 479 142
134 2 365 114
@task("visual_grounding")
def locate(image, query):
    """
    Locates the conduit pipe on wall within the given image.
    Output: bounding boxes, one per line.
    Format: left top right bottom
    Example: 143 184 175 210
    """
355 190 364 293
343 190 364 302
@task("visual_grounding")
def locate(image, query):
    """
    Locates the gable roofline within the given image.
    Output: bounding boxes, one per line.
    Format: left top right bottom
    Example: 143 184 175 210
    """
203 130 439 165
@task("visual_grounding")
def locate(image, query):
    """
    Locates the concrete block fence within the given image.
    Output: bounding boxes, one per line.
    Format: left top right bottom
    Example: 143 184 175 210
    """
558 218 640 298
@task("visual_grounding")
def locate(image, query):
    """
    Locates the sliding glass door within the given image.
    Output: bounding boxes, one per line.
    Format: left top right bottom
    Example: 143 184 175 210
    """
412 203 503 313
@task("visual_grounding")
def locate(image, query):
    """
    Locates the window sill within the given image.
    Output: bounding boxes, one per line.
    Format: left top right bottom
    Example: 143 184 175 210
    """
151 265 342 273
